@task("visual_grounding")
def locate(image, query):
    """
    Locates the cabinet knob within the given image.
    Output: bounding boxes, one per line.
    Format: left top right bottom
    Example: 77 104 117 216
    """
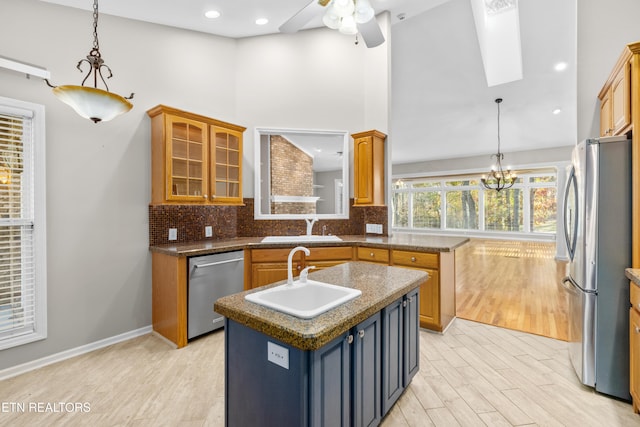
297 265 302 271
370 252 375 257
358 329 365 339
347 334 354 344
403 300 407 307
411 256 417 262
636 326 640 334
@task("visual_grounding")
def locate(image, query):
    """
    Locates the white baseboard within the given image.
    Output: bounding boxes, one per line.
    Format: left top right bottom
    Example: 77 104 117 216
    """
0 325 152 381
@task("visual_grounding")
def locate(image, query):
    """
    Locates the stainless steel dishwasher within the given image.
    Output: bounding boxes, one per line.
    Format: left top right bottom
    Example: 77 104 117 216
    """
188 250 244 339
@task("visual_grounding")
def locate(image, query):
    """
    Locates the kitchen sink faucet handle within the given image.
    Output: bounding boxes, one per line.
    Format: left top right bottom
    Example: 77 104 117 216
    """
299 265 316 283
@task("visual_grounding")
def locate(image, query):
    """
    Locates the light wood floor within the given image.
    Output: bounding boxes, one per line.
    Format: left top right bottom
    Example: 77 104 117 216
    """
1 319 637 426
455 239 570 341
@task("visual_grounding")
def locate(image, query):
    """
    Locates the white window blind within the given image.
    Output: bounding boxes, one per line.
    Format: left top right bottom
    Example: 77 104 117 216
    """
0 98 46 350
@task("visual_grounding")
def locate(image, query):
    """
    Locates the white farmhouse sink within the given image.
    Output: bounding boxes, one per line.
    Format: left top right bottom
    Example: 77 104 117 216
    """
261 235 343 243
245 280 361 319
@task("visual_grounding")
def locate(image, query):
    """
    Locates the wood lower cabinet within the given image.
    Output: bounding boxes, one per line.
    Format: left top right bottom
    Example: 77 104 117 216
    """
152 252 188 348
631 283 640 413
356 246 389 264
391 249 455 332
247 246 353 289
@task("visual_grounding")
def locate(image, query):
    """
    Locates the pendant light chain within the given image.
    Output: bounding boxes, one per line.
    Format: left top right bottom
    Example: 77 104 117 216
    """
480 97 516 192
496 98 501 157
92 0 100 52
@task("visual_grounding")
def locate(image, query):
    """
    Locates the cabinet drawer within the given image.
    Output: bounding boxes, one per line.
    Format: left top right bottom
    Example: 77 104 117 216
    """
357 247 389 263
306 246 353 261
631 282 640 313
251 248 301 263
392 250 438 269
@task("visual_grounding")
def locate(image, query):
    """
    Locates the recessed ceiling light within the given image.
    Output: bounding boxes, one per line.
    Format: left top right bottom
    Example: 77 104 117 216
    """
255 18 269 25
205 10 221 19
554 62 568 72
552 108 562 115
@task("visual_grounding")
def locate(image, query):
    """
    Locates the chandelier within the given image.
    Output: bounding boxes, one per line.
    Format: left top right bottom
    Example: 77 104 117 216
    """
481 98 516 192
45 0 133 123
322 0 375 35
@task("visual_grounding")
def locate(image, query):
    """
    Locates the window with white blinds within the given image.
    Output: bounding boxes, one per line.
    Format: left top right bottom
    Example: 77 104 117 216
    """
0 97 46 350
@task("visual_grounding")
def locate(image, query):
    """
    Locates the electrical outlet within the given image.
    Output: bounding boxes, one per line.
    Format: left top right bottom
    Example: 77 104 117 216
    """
366 224 383 234
267 341 289 369
205 226 213 238
168 228 177 241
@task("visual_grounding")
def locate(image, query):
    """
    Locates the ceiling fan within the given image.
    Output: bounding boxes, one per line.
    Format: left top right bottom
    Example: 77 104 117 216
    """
279 0 385 48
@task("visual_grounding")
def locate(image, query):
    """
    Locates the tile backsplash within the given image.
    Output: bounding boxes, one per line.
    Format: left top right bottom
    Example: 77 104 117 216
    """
149 199 388 246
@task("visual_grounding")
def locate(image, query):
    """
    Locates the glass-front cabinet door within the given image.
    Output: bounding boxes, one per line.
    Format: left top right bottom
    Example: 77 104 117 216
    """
211 126 243 204
166 115 208 202
148 104 245 205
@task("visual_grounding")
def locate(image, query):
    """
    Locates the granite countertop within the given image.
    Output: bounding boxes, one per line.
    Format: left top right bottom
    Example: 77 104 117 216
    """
150 233 470 257
626 268 640 286
214 261 427 351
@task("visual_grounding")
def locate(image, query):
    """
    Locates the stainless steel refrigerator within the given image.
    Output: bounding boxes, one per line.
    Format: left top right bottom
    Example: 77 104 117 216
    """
562 135 631 400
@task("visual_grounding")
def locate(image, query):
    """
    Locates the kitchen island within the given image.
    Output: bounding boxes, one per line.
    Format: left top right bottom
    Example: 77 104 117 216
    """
215 261 427 427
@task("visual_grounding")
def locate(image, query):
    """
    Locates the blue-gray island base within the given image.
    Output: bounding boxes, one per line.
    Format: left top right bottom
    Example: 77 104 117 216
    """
214 262 427 427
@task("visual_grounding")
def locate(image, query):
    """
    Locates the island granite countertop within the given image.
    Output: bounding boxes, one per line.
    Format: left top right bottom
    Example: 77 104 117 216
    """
150 233 469 257
214 261 427 351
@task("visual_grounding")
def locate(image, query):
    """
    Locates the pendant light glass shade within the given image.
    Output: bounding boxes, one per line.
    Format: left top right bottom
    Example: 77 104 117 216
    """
53 85 133 123
46 0 133 123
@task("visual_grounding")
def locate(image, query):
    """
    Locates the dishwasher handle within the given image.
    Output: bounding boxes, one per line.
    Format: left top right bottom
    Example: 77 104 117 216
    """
193 257 244 269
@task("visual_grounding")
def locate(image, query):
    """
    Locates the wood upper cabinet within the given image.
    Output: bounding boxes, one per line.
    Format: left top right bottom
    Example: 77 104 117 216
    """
148 105 245 205
599 54 631 137
211 125 243 204
352 130 386 206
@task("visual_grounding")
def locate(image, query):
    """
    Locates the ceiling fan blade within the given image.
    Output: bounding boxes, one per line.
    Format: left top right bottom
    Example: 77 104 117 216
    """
279 0 331 34
357 18 385 48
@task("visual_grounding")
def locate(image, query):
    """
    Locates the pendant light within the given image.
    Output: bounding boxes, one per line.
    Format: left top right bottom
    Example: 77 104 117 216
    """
481 98 516 192
45 0 133 123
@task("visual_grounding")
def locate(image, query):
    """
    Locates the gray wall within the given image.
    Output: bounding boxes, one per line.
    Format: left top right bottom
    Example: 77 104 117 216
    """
577 0 640 141
0 0 240 371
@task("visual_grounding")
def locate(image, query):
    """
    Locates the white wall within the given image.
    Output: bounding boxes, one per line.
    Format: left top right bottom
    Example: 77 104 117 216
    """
235 17 391 197
577 0 640 141
0 0 390 371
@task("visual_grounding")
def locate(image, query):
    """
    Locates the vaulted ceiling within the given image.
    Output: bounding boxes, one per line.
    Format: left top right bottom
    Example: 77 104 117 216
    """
40 0 576 164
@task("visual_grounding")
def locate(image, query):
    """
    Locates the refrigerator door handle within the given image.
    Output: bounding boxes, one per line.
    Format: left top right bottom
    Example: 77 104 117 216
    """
562 275 596 294
561 276 580 295
563 166 578 261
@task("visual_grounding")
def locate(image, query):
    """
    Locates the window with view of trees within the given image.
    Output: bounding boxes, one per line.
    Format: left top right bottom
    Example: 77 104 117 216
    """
391 171 557 236
0 97 46 350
